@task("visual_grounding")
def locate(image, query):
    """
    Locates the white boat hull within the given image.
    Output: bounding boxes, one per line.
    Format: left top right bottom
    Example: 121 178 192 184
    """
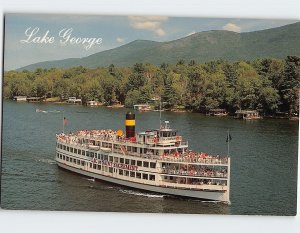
57 161 229 203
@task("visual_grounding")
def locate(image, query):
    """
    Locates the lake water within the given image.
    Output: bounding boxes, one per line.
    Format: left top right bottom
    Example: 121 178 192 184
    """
1 100 298 215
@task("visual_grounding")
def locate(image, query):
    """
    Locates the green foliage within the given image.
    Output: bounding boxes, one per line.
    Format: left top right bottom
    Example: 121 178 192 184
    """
4 57 300 115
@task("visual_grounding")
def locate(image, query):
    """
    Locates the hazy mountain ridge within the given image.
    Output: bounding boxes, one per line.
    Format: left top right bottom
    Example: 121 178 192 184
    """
18 22 300 70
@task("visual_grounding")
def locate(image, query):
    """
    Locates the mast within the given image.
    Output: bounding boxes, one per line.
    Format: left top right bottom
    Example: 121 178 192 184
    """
227 129 230 156
62 111 65 134
159 99 162 129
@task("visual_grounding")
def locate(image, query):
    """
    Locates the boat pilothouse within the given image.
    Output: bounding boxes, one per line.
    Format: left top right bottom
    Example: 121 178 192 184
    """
55 112 230 203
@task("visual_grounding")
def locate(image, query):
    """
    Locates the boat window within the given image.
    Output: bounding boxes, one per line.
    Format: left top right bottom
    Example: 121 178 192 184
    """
67 146 69 152
125 170 129 176
93 164 96 169
82 150 85 156
150 162 156 169
66 157 69 161
63 145 66 150
78 149 81 155
109 167 113 173
77 160 80 165
142 174 148 180
70 147 73 153
90 152 94 157
137 161 142 166
74 148 77 154
127 146 132 152
149 175 155 181
125 159 130 165
70 158 73 163
63 155 65 160
56 153 59 158
119 169 123 175
98 154 101 159
109 156 113 162
104 155 108 161
143 162 149 168
73 159 76 164
86 151 89 157
136 172 141 179
81 161 85 166
97 165 101 170
120 158 124 163
59 154 62 159
114 157 119 163
130 172 135 177
131 160 136 165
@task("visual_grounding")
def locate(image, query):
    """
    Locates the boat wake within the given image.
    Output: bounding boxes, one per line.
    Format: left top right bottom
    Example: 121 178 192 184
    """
119 189 165 198
37 158 56 165
87 178 95 182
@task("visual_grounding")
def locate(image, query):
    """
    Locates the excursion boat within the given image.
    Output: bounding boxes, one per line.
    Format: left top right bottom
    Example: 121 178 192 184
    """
55 112 231 203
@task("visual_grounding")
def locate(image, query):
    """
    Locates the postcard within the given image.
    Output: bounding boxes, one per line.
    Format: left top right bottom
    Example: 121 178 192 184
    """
1 13 299 216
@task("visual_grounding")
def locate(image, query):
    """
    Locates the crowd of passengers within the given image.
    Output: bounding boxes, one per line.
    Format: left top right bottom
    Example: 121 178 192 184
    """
173 178 226 186
56 130 119 144
162 165 227 178
160 151 228 164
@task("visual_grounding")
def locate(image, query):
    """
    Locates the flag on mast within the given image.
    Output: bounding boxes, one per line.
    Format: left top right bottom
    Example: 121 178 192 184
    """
63 117 69 126
226 132 232 142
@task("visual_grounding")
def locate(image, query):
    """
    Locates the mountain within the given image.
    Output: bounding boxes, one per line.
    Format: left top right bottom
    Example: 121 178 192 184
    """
18 22 300 70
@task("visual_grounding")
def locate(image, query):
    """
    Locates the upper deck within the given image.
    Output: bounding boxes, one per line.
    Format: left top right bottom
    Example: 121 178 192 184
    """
56 127 229 166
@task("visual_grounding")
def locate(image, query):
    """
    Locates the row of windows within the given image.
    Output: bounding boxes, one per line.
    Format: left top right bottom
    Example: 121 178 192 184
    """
56 152 156 181
57 153 86 166
118 170 155 181
56 144 157 169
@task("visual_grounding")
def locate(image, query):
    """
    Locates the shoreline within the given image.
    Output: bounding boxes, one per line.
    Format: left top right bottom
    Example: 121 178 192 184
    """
7 98 298 120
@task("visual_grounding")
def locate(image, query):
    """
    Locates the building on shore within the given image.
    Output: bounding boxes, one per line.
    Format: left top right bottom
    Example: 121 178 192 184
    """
133 104 151 112
66 97 82 105
86 100 102 106
207 109 228 116
235 110 261 120
13 96 27 101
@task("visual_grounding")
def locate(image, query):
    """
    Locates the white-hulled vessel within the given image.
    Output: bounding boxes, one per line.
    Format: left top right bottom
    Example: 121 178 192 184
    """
55 112 230 203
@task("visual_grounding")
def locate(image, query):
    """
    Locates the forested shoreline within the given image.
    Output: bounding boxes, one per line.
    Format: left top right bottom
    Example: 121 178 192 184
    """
3 56 300 116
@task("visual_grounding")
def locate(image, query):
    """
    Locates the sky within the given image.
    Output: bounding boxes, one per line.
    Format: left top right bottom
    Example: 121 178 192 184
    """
4 13 299 70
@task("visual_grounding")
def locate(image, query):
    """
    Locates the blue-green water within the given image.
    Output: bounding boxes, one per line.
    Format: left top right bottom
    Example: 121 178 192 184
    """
1 100 298 215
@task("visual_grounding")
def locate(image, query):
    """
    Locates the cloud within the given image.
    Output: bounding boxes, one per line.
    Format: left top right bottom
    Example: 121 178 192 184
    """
186 31 196 36
222 23 241 32
128 16 168 36
116 37 125 43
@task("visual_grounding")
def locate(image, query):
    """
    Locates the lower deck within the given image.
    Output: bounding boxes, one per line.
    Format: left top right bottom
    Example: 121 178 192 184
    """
56 161 230 202
55 146 230 202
